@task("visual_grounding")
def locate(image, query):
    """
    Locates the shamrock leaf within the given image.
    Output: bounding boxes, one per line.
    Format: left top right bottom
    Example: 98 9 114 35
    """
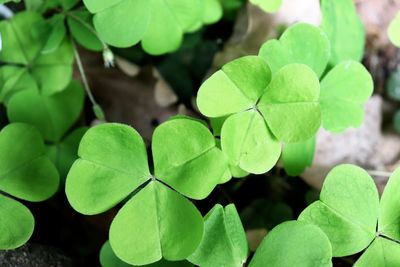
0 123 59 249
319 60 373 132
249 0 282 13
248 220 332 267
0 194 34 250
259 23 330 78
299 164 379 256
84 0 202 55
187 0 223 33
299 164 400 265
7 79 85 143
99 241 194 267
188 204 248 267
197 56 321 173
0 11 74 98
389 12 400 47
282 137 316 176
66 118 227 265
46 127 87 179
321 0 365 65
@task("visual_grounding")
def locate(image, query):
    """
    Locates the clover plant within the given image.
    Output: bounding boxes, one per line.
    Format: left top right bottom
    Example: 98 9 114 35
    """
299 164 400 266
66 118 229 265
82 0 223 55
389 11 400 48
0 123 59 249
249 0 282 13
0 11 74 98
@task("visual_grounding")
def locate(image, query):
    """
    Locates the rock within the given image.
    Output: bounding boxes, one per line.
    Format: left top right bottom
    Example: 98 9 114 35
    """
0 244 72 267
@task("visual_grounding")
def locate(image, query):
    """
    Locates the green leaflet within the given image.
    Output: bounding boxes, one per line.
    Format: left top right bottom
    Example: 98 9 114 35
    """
321 0 365 65
259 23 330 77
282 137 316 176
388 12 400 47
188 204 248 267
319 61 373 132
299 164 400 263
99 241 194 267
187 0 223 32
0 12 74 98
0 123 59 249
299 165 379 256
249 221 332 267
7 79 85 143
0 194 34 250
354 237 400 267
83 0 203 55
66 118 228 265
249 0 282 13
197 56 321 173
153 118 228 199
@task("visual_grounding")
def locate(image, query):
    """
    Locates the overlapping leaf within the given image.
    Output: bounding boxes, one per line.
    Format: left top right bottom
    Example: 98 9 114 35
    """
0 123 59 249
389 12 400 47
249 0 282 13
7 79 85 142
282 137 316 176
83 0 203 55
321 0 365 65
299 164 400 265
259 23 330 77
197 56 321 174
66 118 228 265
0 12 74 98
188 204 248 266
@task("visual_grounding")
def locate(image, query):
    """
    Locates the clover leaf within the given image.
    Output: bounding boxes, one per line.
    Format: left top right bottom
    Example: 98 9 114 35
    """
0 11 74 98
259 23 330 78
83 0 202 55
0 123 59 249
389 12 400 48
299 164 400 265
321 0 365 65
319 61 373 132
188 204 248 267
197 56 321 173
7 79 85 143
66 118 228 265
99 241 194 267
187 0 223 33
282 137 316 176
249 0 282 13
249 220 332 267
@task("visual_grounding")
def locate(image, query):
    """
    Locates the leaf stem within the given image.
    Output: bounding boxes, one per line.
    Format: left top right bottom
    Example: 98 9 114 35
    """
70 37 101 113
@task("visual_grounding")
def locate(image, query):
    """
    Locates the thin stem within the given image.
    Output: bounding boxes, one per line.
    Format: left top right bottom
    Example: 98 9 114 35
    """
366 169 392 177
71 37 98 107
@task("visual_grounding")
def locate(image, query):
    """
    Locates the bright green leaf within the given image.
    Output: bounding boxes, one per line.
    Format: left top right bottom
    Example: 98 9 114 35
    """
388 12 400 47
378 168 400 240
298 164 379 257
0 123 59 202
221 111 281 174
258 64 321 143
152 118 228 200
7 79 85 142
259 23 330 77
109 182 203 265
188 204 248 267
197 56 271 118
66 123 150 215
0 194 34 250
321 0 365 65
249 220 332 267
319 60 373 132
60 0 79 10
354 237 400 267
42 14 67 54
282 137 316 176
